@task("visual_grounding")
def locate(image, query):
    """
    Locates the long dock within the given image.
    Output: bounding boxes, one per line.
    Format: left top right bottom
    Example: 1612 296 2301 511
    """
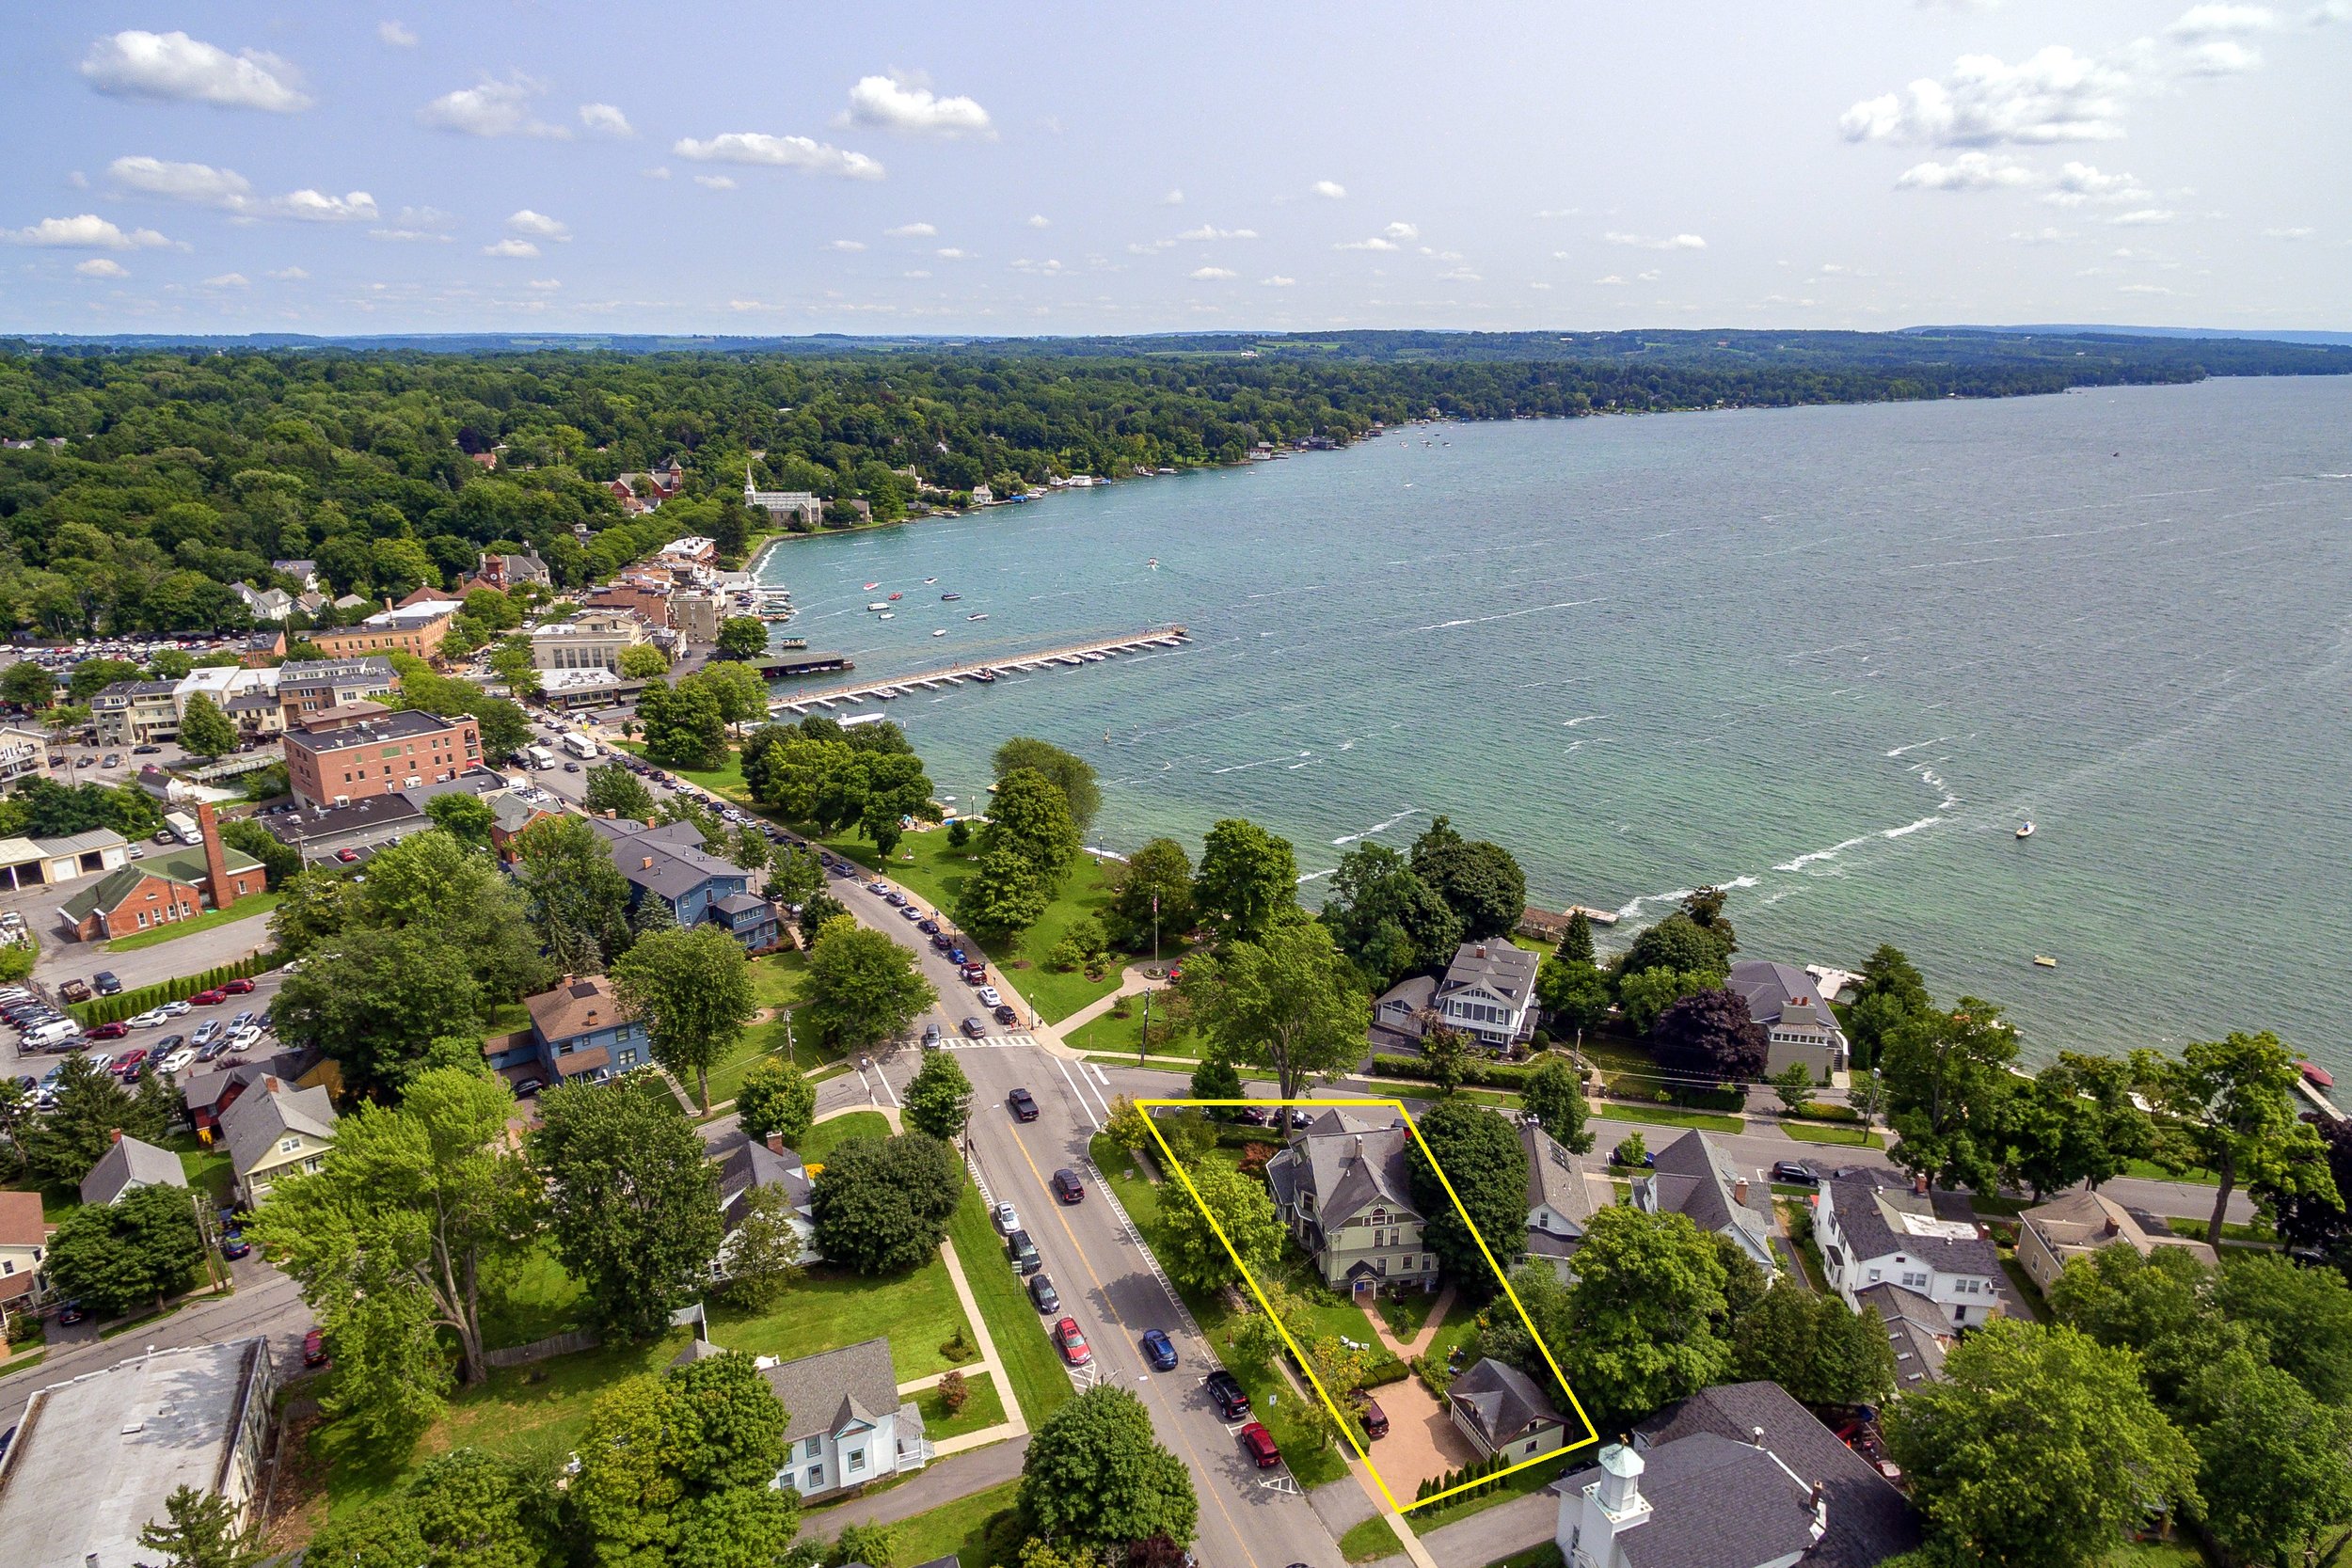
769 624 1190 715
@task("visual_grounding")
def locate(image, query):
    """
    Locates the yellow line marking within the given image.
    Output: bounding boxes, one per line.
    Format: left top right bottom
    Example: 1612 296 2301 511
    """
1136 1097 1600 1515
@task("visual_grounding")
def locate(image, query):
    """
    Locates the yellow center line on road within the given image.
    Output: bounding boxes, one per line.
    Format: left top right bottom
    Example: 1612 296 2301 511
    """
1002 1119 1269 1568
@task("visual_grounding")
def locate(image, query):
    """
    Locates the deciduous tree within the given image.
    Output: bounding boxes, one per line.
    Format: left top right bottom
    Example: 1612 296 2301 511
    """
1190 817 1296 944
1156 1154 1284 1295
422 791 497 849
1317 842 1460 990
955 848 1052 949
1554 1206 1734 1427
512 814 634 974
808 1133 962 1275
1407 816 1525 942
902 1051 974 1143
612 923 760 1113
1520 1054 1594 1154
1649 986 1769 1085
803 918 937 1053
1405 1101 1529 1295
715 617 769 661
718 1185 804 1310
1729 1283 1897 1407
582 761 658 821
176 691 237 759
2135 1031 2340 1250
571 1351 798 1568
1019 1386 1198 1557
44 1181 206 1317
993 736 1102 835
979 768 1082 885
1104 836 1192 952
22 1053 167 1185
735 1057 816 1148
1181 921 1367 1101
1882 998 2019 1194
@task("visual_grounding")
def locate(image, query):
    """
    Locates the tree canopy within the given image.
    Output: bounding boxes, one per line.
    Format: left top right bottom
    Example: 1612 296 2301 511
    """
808 1132 962 1275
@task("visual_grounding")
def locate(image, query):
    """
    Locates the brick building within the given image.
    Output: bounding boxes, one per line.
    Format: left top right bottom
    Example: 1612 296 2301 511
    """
277 657 401 730
57 804 263 942
282 705 483 810
309 607 453 663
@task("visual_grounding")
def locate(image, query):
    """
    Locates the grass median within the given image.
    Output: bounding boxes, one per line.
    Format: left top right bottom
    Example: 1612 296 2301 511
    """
947 1180 1073 1425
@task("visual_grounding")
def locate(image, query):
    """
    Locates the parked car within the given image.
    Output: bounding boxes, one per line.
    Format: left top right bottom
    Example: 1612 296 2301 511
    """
1008 1087 1039 1122
56 978 92 1004
512 1077 546 1097
226 1026 262 1053
946 948 968 966
976 986 1003 1008
87 1021 130 1041
336 847 360 863
992 1004 1019 1025
1027 1274 1060 1313
1055 1318 1091 1366
111 1048 149 1076
993 1201 1020 1235
220 1236 251 1261
882 891 908 907
224 978 256 995
929 933 951 953
159 999 191 1017
101 753 120 769
92 971 121 996
1007 1229 1041 1275
961 1016 989 1038
191 1020 224 1046
303 1328 330 1368
1205 1370 1251 1420
56 1301 86 1326
1141 1329 1179 1371
898 904 922 922
196 1037 230 1063
917 918 940 935
159 1047 198 1075
1238 1421 1281 1468
1770 1161 1818 1185
230 1010 257 1030
189 989 229 1006
1051 1168 1084 1205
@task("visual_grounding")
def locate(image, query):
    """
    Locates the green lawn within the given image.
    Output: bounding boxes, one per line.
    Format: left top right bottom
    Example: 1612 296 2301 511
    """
1342 1515 1405 1562
1999 1254 2053 1324
1066 1006 1200 1060
801 1109 892 1163
946 1180 1073 1425
477 1244 589 1350
168 1134 233 1208
1779 1120 1884 1148
868 1477 1025 1568
1594 1102 1743 1133
912 1368 1008 1441
102 894 281 954
1481 1544 1566 1568
616 740 749 799
2161 1215 2277 1245
701 954 835 1113
2123 1158 2220 1186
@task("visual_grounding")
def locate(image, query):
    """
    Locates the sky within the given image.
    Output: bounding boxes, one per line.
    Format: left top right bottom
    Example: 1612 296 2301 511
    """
2 1 2346 337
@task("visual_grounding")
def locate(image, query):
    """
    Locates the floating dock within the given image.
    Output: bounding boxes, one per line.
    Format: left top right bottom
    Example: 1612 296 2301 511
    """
769 625 1190 716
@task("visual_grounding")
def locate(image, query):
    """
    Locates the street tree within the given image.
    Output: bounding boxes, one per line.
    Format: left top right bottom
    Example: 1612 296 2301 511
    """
1649 987 1770 1085
803 918 937 1053
44 1181 206 1317
512 814 635 974
531 1076 723 1340
135 1484 262 1568
582 761 658 821
808 1133 962 1275
1407 816 1526 942
612 924 759 1114
1881 997 2020 1194
1405 1100 1529 1294
714 616 769 661
1770 1063 1816 1115
1103 835 1193 952
1883 1319 2199 1568
1994 1053 2154 1198
954 848 1052 949
993 736 1102 835
571 1351 797 1568
1181 920 1367 1101
1190 817 1297 944
1421 1026 1471 1095
486 638 540 699
1554 1206 1734 1428
23 1053 167 1184
176 691 238 759
1520 1054 1594 1153
1019 1385 1198 1558
979 768 1082 884
729 823 771 876
1729 1283 1897 1407
902 1051 975 1142
735 1057 816 1148
1104 1095 1152 1151
1156 1155 1283 1295
2135 1030 2340 1250
1187 1053 1242 1113
249 1069 539 1398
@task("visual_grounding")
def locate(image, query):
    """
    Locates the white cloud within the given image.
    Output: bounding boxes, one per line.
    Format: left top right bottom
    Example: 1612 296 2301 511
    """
1381 221 1419 242
2314 0 2351 21
826 239 866 251
1529 281 1552 291
2167 4 2276 38
579 103 635 137
507 210 571 241
2110 208 2178 225
482 238 539 257
378 21 417 47
1161 188 1184 205
840 74 993 138
2011 227 2068 243
1840 46 2129 146
885 222 938 238
1189 266 1237 279
2043 162 2150 206
903 269 931 278
420 76 570 138
1438 267 1482 281
527 278 562 291
202 271 248 287
1593 274 1628 285
265 265 309 279
1312 180 1346 199
75 258 129 278
935 247 974 260
1637 269 1662 281
82 30 311 112
1010 257 1066 276
1260 275 1296 286
2262 225 2314 238
1604 230 1708 248
644 166 672 181
693 174 736 190
1178 225 1258 240
276 189 379 222
1026 214 1051 229
108 157 377 222
672 132 884 180
2121 282 2176 293
5 214 175 250
370 229 449 243
1337 236 1398 251
1896 152 2035 190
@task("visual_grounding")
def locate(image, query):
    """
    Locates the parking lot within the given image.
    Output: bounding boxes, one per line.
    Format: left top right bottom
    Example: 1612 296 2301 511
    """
1 966 292 1100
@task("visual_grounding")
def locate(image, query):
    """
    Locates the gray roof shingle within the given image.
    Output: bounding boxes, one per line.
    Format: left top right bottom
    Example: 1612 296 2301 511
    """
219 1079 338 1178
1634 1131 1775 1270
78 1133 187 1207
759 1338 901 1446
1823 1171 2001 1278
1450 1356 1565 1449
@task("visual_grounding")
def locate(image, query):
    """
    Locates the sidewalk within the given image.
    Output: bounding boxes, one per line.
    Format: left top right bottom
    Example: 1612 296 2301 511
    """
1053 965 1159 1035
891 1236 1029 1459
1359 1287 1454 1362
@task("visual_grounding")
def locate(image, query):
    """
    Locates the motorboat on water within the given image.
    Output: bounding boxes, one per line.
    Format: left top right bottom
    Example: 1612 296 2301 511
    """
2015 822 2035 839
924 578 938 584
972 668 997 683
877 611 894 620
931 628 946 637
863 581 880 590
888 592 902 601
941 592 962 601
2033 954 2058 968
967 612 988 621
867 602 888 611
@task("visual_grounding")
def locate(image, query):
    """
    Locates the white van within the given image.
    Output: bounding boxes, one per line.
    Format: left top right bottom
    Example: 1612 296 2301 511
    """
24 1018 84 1051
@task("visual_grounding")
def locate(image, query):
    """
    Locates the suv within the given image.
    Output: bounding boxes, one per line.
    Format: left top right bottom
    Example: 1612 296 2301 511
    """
1204 1370 1251 1420
1770 1161 1818 1185
1006 1229 1041 1275
92 971 121 997
1051 1168 1084 1205
1008 1087 1039 1122
1238 1421 1280 1468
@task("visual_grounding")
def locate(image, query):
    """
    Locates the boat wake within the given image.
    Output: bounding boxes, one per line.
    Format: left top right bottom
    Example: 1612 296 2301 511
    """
1332 807 1422 847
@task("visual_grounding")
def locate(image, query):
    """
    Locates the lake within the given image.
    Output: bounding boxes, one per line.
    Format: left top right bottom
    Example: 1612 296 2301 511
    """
757 375 2352 1071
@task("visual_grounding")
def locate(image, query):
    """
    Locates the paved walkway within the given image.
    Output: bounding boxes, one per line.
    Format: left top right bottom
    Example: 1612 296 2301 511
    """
1359 1287 1454 1362
1416 1490 1557 1565
1052 964 1160 1035
906 1237 1030 1456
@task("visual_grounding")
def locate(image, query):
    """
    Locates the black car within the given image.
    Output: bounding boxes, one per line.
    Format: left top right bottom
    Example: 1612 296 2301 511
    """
1009 1087 1039 1121
1007 1229 1041 1275
992 1003 1019 1025
1051 1167 1084 1204
929 933 951 952
1770 1160 1818 1185
92 971 121 996
1204 1369 1251 1420
1027 1273 1060 1313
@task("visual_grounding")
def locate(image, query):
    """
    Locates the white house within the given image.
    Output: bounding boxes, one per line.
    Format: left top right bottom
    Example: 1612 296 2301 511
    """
1432 941 1541 1048
716 1134 819 1270
1815 1170 2004 1328
758 1338 928 1499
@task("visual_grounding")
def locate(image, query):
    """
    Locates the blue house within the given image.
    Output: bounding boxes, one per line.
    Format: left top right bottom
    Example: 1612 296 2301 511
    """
586 815 773 947
486 974 649 1086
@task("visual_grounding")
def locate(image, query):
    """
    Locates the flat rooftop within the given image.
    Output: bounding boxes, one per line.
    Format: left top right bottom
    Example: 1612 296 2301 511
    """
0 1339 271 1568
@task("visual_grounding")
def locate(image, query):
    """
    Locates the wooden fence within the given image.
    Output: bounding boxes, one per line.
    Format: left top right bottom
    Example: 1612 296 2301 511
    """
483 1329 600 1370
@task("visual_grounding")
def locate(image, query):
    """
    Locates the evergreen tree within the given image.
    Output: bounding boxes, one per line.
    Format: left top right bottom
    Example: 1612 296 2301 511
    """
1555 909 1594 966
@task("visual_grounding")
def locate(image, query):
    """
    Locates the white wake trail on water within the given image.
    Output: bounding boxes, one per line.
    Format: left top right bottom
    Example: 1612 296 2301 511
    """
1332 807 1422 847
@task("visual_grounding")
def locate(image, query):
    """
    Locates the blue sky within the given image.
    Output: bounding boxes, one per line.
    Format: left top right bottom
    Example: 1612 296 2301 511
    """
3 2 2344 335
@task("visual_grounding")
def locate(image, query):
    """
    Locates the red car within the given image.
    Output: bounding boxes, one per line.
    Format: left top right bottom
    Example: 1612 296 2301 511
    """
111 1048 149 1075
189 988 229 1006
1055 1317 1091 1367
223 977 256 995
87 1020 131 1040
1238 1421 1280 1468
303 1328 330 1368
336 847 360 863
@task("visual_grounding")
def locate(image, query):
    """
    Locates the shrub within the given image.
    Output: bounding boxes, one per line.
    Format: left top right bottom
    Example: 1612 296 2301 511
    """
939 1369 969 1414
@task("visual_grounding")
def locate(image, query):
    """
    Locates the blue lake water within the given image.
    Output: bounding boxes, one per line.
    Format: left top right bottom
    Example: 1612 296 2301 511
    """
758 376 2352 1070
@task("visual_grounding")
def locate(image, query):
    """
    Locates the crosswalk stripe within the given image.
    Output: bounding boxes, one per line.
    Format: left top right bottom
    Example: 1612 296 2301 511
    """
943 1034 1037 1050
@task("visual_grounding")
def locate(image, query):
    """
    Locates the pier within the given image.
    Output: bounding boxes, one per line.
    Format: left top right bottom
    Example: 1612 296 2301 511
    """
769 625 1190 715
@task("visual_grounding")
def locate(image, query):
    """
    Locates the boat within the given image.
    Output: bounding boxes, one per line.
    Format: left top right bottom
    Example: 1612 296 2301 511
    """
941 593 962 601
923 578 937 584
863 582 880 590
966 612 988 621
972 668 997 684
888 592 902 601
877 611 894 620
867 602 888 611
2033 955 2058 968
1147 558 1159 569
931 628 946 637
2015 822 2036 839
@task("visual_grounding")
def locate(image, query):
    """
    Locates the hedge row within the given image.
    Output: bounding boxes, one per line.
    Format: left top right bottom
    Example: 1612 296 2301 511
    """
1795 1101 1861 1123
1365 1054 1552 1092
1414 1448 1518 1503
70 953 271 1026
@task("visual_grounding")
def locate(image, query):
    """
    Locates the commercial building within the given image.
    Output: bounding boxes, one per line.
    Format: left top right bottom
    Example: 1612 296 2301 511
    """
277 656 401 728
90 679 184 747
282 705 483 811
0 724 50 791
530 607 651 673
0 1339 279 1568
0 829 132 890
309 605 453 663
671 589 722 644
261 770 508 863
58 805 262 942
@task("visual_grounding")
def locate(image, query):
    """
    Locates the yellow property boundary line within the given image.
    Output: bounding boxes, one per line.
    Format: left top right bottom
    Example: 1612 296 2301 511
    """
1137 1097 1599 1515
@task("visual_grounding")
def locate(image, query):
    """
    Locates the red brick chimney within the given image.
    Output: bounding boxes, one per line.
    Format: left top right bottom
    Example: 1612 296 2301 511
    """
765 1132 786 1156
198 802 236 914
